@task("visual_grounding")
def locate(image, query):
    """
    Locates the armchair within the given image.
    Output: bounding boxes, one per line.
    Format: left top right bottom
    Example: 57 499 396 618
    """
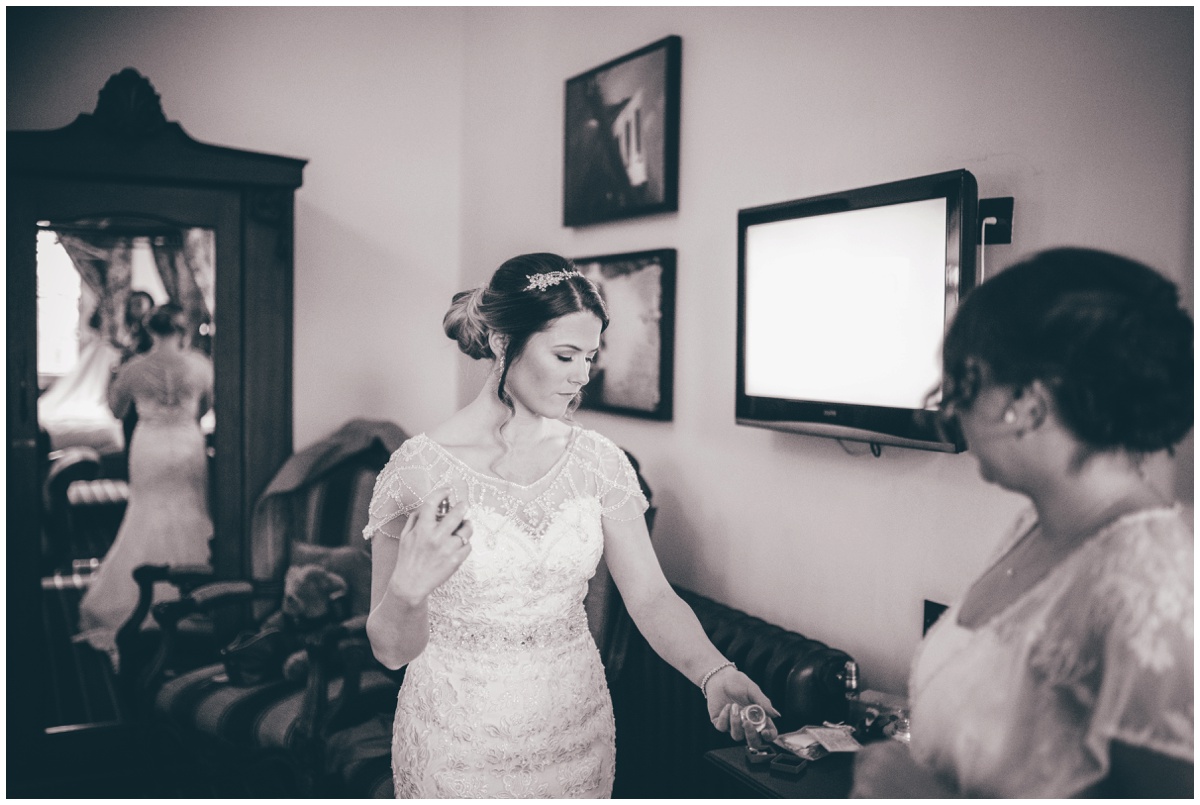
42 444 128 573
135 418 406 795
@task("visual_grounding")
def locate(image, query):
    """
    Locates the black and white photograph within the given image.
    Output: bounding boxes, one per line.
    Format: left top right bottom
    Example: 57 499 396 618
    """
575 249 675 420
7 7 1191 801
563 35 681 227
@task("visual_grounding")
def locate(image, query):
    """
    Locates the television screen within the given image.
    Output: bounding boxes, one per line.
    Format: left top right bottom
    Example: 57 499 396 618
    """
736 170 977 452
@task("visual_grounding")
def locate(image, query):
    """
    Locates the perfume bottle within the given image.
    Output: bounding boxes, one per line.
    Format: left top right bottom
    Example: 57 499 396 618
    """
843 660 859 706
842 659 862 736
741 704 776 763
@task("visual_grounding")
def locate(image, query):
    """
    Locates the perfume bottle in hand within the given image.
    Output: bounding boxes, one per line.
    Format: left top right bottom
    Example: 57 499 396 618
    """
741 704 777 762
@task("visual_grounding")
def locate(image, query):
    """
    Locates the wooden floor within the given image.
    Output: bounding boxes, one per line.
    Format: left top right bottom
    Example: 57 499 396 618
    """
9 723 185 798
9 573 206 798
39 574 125 730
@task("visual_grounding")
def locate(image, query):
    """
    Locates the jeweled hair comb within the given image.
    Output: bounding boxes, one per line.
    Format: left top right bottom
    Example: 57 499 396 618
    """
524 269 581 292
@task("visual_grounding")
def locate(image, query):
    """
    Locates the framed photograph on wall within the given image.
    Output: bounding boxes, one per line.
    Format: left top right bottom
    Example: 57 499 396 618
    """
563 36 681 227
575 249 675 420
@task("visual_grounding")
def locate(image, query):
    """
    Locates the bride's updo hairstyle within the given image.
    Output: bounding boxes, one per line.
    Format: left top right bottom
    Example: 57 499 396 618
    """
444 253 609 410
145 304 187 338
942 247 1193 455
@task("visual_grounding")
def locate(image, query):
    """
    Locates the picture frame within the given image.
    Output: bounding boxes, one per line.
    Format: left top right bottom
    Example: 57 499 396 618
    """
574 249 675 421
563 35 681 227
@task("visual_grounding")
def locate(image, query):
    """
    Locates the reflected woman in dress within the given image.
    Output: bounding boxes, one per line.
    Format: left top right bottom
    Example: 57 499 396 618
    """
76 305 214 669
364 253 777 798
852 248 1194 797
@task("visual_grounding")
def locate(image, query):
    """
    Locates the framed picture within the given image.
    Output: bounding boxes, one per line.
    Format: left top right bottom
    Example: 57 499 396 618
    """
575 249 675 420
563 35 681 227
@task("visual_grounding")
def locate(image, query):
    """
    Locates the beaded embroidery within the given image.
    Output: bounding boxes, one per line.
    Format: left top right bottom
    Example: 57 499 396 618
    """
365 427 646 798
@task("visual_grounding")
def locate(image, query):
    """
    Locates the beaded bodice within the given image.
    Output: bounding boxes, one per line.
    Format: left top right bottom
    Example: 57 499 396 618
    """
364 426 648 798
365 426 647 649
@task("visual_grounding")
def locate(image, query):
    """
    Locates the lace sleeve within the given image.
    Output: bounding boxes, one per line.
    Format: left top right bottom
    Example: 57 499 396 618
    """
589 432 649 522
1084 511 1194 764
363 437 440 541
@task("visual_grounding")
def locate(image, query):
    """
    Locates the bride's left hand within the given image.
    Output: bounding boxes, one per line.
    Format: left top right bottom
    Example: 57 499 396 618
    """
706 668 780 743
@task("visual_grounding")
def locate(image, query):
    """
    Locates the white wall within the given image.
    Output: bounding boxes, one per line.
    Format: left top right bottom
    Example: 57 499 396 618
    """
10 6 1192 694
455 6 1193 693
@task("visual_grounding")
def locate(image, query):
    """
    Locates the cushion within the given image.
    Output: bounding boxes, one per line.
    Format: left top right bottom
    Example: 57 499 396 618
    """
290 543 372 617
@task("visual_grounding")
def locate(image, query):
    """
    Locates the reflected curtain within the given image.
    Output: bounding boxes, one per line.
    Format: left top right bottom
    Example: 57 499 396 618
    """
55 232 134 349
149 228 214 353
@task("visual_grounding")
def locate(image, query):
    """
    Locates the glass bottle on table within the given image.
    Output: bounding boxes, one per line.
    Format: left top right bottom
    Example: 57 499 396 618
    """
842 659 864 735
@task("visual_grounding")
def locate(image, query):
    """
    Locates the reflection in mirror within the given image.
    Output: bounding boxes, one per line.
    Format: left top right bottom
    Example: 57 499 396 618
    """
35 217 216 667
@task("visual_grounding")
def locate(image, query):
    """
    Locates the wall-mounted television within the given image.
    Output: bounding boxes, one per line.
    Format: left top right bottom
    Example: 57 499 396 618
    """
736 169 978 452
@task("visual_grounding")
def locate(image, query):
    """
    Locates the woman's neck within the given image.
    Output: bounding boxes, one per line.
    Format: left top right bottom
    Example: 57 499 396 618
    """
1026 453 1168 546
466 381 557 446
150 337 182 353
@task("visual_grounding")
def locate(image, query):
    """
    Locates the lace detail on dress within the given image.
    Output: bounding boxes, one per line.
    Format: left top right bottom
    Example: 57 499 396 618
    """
909 506 1194 796
366 426 642 798
1089 508 1193 672
363 427 648 542
111 349 212 425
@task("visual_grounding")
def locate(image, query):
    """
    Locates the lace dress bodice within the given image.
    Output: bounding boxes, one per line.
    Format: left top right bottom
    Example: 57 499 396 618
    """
909 506 1193 797
364 426 648 798
109 348 212 426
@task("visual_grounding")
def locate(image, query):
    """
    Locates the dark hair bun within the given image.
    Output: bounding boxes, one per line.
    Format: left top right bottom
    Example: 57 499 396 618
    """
145 304 185 337
948 248 1193 453
443 288 493 360
1046 267 1193 452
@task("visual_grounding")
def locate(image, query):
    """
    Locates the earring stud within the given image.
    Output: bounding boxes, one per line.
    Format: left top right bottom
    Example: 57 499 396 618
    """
1003 409 1016 424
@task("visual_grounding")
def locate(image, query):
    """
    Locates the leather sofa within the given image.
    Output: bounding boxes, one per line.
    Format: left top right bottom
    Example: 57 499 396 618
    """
611 586 854 798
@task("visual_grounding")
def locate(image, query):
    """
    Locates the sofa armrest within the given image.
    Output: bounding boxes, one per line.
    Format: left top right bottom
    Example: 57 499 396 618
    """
119 564 216 642
132 580 261 696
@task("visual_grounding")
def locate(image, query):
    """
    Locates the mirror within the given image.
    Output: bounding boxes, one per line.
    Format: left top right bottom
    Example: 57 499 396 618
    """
36 219 217 577
8 68 304 751
35 215 220 691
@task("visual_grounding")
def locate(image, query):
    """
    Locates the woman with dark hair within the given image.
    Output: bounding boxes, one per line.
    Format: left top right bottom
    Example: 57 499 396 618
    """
364 254 776 798
121 289 156 361
76 304 214 667
852 248 1194 797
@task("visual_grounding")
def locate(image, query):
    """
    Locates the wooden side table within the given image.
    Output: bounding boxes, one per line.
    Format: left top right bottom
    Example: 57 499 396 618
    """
703 745 854 798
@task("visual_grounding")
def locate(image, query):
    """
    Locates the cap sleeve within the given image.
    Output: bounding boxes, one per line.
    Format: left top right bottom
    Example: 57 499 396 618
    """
585 431 650 522
1084 512 1194 764
363 437 442 541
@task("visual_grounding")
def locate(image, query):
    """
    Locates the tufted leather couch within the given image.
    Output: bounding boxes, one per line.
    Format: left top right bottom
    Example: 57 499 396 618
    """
610 586 854 798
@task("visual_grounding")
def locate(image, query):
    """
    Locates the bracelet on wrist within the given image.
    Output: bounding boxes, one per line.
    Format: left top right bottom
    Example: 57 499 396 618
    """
699 660 736 700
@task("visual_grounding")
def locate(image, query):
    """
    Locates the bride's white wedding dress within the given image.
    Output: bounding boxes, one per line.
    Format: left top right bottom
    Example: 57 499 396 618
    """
364 426 648 799
76 347 214 668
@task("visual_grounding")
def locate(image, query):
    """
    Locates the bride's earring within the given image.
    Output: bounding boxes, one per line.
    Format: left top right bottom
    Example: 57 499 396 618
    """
1003 408 1016 424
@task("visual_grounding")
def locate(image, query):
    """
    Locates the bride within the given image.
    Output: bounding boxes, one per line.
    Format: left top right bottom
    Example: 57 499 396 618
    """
76 305 213 669
364 254 775 798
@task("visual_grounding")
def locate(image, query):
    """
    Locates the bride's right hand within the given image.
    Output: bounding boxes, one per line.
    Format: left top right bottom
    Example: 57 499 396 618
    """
387 488 473 606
